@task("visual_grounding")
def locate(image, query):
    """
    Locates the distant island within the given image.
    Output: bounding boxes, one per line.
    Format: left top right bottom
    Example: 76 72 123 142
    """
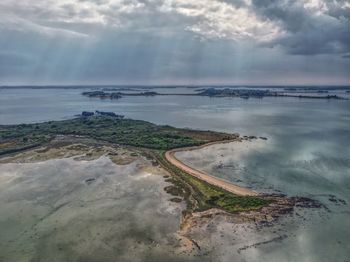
82 90 158 99
82 87 348 100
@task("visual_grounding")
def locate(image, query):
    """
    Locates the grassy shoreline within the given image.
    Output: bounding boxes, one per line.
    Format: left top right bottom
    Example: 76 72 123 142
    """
150 150 269 213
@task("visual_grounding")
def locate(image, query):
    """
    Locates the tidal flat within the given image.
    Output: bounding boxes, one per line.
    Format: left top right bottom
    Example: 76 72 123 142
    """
0 136 329 262
0 140 190 262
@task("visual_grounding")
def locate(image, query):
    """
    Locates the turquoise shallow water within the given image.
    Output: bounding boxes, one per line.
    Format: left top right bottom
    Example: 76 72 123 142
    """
0 87 349 261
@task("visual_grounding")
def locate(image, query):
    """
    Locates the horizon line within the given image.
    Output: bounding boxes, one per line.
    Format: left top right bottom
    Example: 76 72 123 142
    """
1 84 350 88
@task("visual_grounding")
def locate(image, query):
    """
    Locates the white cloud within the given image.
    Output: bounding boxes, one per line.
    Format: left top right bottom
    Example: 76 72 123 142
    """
156 0 285 42
0 0 348 53
302 0 329 14
169 0 284 42
0 0 284 42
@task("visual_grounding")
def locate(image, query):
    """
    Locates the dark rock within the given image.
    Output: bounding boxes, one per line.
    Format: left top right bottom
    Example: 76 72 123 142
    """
293 197 323 208
81 111 94 117
169 197 183 203
328 195 347 205
85 178 96 185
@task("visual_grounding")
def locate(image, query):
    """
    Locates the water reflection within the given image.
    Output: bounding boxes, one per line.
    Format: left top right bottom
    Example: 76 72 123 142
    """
176 140 350 262
0 88 349 261
0 157 191 261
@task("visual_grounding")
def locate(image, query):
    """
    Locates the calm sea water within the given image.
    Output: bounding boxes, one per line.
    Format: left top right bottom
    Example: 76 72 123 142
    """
0 87 349 261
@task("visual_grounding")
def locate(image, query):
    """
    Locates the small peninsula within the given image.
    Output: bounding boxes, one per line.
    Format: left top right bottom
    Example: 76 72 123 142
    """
0 113 320 221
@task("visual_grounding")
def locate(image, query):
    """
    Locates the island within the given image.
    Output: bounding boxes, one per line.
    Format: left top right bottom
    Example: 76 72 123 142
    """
81 87 348 100
0 113 320 224
82 90 158 99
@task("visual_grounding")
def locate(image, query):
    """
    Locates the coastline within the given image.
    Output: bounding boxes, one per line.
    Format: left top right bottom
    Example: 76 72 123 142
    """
165 139 259 196
0 115 323 220
0 132 326 259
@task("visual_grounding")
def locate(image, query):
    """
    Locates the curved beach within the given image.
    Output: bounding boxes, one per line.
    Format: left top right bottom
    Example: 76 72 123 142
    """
165 140 258 196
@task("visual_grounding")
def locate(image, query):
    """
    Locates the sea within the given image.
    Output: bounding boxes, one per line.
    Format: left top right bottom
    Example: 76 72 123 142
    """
0 86 349 261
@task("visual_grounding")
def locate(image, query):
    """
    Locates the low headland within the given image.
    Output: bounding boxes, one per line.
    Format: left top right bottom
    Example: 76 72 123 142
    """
0 112 321 226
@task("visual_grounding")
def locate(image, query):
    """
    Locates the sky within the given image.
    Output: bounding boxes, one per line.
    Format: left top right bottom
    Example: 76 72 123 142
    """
0 0 349 85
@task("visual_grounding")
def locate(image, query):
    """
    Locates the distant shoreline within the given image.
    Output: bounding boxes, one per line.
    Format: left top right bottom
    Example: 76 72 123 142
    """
1 85 350 89
82 89 350 100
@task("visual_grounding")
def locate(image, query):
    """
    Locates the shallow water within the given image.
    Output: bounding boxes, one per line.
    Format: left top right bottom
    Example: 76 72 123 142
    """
0 87 349 261
176 140 350 261
0 156 190 262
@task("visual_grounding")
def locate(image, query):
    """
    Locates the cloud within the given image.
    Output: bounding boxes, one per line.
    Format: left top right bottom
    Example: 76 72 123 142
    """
0 0 286 42
1 0 349 55
158 0 284 42
0 0 349 84
250 0 350 55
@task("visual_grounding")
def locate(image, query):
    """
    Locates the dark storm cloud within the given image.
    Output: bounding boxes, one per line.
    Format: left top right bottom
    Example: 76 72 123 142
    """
249 0 350 55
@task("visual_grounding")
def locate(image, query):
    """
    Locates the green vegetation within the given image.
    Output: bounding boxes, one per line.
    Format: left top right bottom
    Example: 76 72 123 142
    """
0 116 235 155
151 150 269 213
0 115 269 213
